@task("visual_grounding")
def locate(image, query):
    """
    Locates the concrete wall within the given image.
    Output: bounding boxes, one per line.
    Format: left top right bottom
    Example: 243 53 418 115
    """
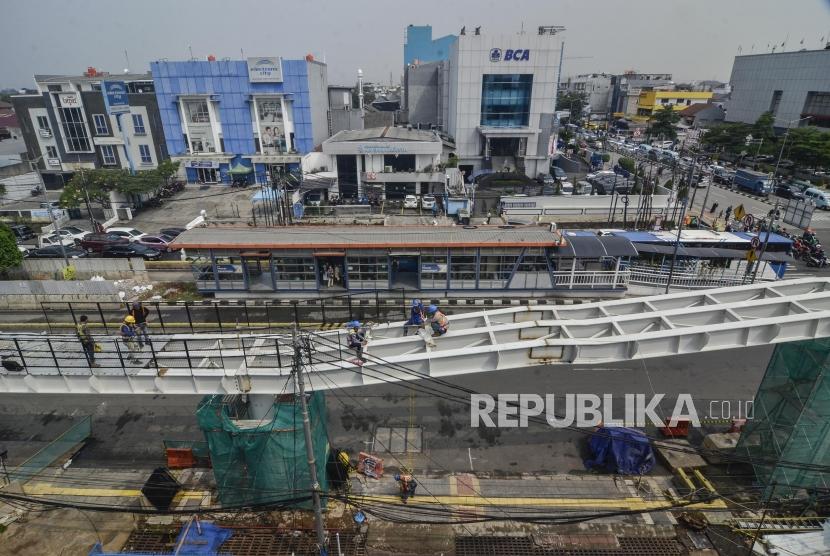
0 280 121 309
405 62 443 128
10 257 148 281
726 49 830 127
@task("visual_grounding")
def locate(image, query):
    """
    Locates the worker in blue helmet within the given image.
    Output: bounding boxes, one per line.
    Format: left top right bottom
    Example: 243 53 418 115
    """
403 299 425 336
426 304 449 337
346 320 367 364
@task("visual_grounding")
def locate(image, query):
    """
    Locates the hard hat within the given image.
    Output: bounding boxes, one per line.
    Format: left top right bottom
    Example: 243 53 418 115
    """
394 474 401 481
347 320 361 329
124 315 136 324
427 304 438 314
411 299 421 307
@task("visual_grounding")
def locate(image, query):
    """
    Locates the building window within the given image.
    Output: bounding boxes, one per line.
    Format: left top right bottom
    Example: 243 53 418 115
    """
139 144 152 164
450 248 478 288
769 90 783 116
59 107 91 152
46 146 58 159
274 255 317 290
36 115 51 131
479 249 521 289
480 74 533 127
184 100 210 123
420 248 448 289
47 84 62 92
101 145 117 166
93 114 109 135
802 92 830 128
132 114 146 135
346 252 389 289
190 139 204 153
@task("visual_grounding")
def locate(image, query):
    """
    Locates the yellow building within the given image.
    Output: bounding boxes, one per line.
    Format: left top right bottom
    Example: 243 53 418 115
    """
636 91 713 116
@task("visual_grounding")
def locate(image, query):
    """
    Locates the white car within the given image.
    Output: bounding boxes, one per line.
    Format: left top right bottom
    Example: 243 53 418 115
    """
57 226 91 241
403 195 419 209
39 234 75 248
421 195 436 210
105 227 147 241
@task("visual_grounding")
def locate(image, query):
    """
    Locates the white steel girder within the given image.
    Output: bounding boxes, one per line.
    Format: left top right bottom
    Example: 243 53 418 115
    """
2 278 830 395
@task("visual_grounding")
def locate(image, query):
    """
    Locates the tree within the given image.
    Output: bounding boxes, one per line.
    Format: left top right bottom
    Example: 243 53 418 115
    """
59 161 180 208
701 122 753 155
786 127 830 170
751 111 777 148
648 106 680 141
556 91 588 121
0 223 23 277
618 157 636 174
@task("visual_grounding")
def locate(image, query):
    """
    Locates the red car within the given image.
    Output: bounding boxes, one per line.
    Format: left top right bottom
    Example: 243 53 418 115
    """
137 234 179 252
78 233 129 253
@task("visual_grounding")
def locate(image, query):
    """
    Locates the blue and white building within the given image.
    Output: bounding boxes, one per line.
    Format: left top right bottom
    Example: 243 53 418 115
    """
151 57 330 185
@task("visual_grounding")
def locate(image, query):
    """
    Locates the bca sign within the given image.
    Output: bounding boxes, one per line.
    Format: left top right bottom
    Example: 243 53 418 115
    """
489 48 530 62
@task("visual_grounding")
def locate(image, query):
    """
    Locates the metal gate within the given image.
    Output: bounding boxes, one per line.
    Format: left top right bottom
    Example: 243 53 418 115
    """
781 198 814 229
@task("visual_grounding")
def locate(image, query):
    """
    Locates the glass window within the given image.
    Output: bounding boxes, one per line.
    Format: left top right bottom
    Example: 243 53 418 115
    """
479 249 521 289
346 252 389 289
185 99 210 123
93 114 108 135
132 114 146 134
45 146 58 159
59 107 91 152
511 248 552 289
769 90 783 115
100 145 116 166
214 256 245 290
420 248 448 289
450 248 477 289
139 144 152 164
274 255 317 290
480 74 533 127
36 115 50 130
191 255 216 290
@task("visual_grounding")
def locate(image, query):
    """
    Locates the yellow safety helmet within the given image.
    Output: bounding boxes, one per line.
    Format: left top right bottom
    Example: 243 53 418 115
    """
124 315 136 324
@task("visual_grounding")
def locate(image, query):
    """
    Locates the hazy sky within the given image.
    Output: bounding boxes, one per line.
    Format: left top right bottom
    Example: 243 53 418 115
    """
2 0 829 89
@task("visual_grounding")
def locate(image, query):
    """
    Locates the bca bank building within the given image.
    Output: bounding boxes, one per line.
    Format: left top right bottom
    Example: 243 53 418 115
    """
446 29 562 180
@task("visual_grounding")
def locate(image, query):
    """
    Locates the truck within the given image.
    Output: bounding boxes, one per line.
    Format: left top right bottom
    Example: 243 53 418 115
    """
733 169 773 197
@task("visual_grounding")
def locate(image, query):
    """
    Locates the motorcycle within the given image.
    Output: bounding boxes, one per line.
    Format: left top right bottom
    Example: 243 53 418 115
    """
30 185 44 196
805 252 828 268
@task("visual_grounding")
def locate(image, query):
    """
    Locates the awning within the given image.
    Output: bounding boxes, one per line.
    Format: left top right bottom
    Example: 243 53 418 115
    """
761 251 793 263
633 243 688 256
555 235 638 258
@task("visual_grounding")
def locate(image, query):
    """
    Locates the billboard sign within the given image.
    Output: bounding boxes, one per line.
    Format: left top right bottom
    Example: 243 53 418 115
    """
58 93 80 108
102 81 130 114
247 57 283 83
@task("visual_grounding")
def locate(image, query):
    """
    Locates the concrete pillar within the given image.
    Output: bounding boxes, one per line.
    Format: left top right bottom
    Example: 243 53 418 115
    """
247 394 276 420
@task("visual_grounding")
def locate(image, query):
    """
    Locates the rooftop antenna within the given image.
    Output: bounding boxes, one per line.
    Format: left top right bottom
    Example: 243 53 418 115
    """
123 50 131 73
188 45 194 60
241 48 245 59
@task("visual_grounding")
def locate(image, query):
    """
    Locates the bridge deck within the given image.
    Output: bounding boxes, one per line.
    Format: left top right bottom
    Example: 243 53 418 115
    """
1 278 829 395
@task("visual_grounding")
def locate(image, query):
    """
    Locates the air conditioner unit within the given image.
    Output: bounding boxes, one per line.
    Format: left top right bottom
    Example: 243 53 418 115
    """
39 129 52 138
384 165 393 172
208 147 216 153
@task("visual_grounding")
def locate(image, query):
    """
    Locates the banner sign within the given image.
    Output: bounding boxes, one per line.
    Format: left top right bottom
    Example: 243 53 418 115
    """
247 57 283 83
102 81 130 114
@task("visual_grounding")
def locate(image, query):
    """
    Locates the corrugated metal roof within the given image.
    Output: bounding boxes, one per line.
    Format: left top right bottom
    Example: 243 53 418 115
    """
34 73 153 83
173 225 561 249
327 126 439 143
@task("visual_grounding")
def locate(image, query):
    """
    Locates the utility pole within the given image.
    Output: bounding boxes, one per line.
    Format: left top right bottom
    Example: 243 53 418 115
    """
665 197 688 294
751 200 779 283
293 329 327 555
31 159 70 266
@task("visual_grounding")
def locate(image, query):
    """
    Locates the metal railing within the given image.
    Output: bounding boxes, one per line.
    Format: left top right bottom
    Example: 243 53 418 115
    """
627 264 754 289
551 270 629 290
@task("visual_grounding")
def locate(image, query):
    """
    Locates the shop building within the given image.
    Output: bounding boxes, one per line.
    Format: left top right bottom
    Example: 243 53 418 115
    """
321 127 446 201
636 91 713 116
12 70 165 188
151 57 329 185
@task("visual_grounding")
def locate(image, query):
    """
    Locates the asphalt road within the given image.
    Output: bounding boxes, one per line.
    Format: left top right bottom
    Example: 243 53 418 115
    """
0 345 774 473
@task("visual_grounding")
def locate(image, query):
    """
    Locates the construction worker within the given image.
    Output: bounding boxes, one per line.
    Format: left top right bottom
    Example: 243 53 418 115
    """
120 315 140 364
346 320 367 364
426 305 449 337
77 315 99 368
129 301 151 348
394 473 417 503
404 299 425 336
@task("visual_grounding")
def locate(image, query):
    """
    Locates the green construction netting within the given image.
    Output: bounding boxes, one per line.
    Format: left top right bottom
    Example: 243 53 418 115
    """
196 393 329 508
737 338 830 497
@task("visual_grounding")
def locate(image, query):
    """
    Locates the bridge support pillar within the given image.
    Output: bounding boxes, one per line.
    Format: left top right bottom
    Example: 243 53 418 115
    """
247 394 277 420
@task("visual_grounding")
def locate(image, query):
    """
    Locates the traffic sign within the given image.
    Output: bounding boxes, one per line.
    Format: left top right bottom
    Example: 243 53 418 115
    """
750 236 760 250
743 214 755 229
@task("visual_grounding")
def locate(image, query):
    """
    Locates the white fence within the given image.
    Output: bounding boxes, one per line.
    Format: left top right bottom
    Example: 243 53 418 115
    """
551 270 628 290
500 194 675 222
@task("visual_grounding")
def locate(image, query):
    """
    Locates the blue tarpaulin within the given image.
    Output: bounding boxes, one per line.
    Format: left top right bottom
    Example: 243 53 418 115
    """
584 426 655 475
88 522 232 556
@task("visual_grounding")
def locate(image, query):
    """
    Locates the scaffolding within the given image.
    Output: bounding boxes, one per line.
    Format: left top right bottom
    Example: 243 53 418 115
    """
737 338 830 498
195 393 330 508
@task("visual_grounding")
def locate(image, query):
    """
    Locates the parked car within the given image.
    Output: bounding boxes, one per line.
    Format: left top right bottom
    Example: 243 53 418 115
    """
57 226 91 241
102 243 162 260
105 227 147 241
79 233 130 253
39 200 61 209
137 234 178 252
421 195 436 210
9 224 35 241
39 234 76 248
403 195 419 209
803 187 830 209
304 191 323 207
28 245 87 258
559 181 574 195
159 227 186 238
536 173 555 186
775 184 804 200
551 166 567 180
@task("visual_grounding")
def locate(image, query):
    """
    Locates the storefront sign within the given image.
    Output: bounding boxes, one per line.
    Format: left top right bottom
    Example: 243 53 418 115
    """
247 57 283 83
421 263 448 273
102 81 130 114
489 48 530 62
186 160 220 169
58 93 80 108
356 144 409 155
